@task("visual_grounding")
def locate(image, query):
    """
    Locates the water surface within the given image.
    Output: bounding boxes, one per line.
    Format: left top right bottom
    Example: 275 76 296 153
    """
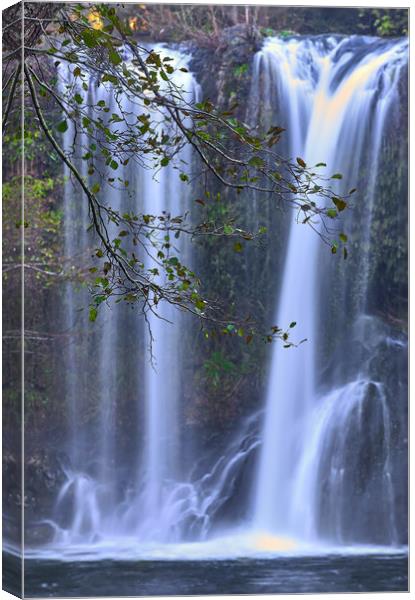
4 552 408 597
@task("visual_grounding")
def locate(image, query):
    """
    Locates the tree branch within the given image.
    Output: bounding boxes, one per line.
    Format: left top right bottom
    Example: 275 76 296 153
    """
2 65 21 133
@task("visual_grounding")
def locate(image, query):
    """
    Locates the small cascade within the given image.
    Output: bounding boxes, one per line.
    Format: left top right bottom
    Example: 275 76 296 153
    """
291 379 398 543
252 35 407 544
49 412 261 547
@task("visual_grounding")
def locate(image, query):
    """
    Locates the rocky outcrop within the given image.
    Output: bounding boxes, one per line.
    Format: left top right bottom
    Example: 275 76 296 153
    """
4 448 66 545
189 24 262 111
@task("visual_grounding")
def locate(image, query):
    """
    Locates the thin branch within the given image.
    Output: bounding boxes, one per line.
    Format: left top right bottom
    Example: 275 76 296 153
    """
2 65 21 133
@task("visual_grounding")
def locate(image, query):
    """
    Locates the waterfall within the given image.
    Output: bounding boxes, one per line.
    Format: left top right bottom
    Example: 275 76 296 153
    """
131 53 200 541
43 35 407 558
252 36 407 544
55 46 201 545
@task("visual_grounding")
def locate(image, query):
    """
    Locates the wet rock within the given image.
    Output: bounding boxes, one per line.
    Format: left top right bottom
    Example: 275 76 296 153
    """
25 521 55 546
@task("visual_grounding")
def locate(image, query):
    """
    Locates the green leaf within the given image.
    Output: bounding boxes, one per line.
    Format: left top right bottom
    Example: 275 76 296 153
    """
91 183 100 194
289 321 296 328
331 173 343 179
102 74 118 85
315 162 327 167
223 224 234 235
326 208 337 219
89 306 98 322
109 50 122 66
248 156 265 168
82 29 98 48
146 51 162 67
74 93 83 104
109 159 118 170
160 157 169 167
233 63 248 77
339 232 348 243
332 197 347 211
233 241 243 252
57 120 68 133
296 157 306 168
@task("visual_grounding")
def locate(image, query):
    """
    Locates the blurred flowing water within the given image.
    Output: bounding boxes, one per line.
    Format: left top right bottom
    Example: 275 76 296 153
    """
53 47 205 546
16 36 407 593
251 35 408 545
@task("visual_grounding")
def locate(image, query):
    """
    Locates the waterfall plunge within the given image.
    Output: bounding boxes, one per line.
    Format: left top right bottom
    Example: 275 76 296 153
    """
252 36 407 543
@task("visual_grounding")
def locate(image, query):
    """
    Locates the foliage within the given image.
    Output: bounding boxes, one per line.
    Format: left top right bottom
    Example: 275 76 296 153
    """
2 2 351 350
2 167 65 436
279 30 296 39
358 9 408 37
3 175 63 284
203 351 237 388
121 5 408 42
260 27 276 38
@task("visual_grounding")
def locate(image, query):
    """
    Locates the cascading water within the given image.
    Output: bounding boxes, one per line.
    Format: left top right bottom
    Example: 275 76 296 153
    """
124 59 200 541
37 35 407 560
54 47 203 546
56 74 130 543
252 35 407 545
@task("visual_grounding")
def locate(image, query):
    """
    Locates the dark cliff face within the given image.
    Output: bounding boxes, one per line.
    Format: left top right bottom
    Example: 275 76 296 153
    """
368 62 408 325
189 25 262 112
184 25 275 439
